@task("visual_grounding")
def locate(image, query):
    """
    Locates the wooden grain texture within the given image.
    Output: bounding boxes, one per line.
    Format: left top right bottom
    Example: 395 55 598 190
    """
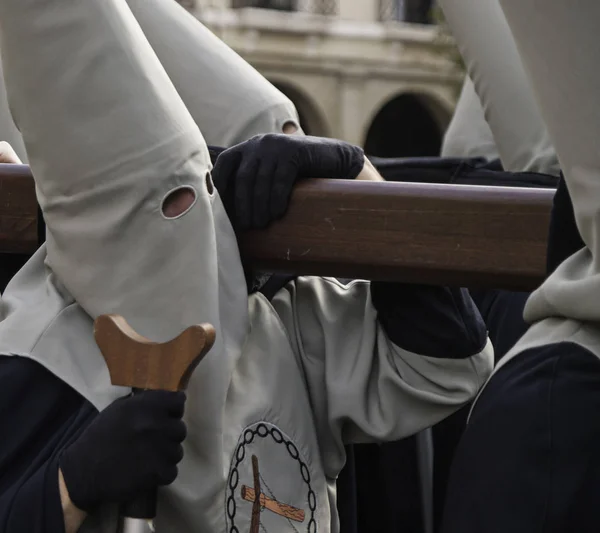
94 314 216 391
240 180 554 290
0 163 38 254
241 486 306 523
0 165 554 290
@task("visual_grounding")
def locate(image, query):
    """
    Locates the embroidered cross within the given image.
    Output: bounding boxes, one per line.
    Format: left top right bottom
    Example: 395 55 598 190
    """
241 455 306 533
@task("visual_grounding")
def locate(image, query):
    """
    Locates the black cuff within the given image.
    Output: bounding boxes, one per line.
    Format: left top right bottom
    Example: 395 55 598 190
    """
371 282 487 359
347 146 365 180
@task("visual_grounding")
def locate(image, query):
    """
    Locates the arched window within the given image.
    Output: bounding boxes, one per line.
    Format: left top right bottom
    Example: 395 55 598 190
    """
364 93 444 158
379 0 433 24
231 0 337 15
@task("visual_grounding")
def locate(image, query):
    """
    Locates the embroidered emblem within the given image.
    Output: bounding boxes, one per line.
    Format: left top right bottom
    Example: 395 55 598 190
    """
226 422 317 533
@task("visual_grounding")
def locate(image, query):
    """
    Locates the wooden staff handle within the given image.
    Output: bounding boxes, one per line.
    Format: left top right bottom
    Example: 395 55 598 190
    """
93 314 216 520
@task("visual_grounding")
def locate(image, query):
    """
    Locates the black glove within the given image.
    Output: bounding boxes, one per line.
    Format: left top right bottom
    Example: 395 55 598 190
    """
212 133 365 230
59 390 187 512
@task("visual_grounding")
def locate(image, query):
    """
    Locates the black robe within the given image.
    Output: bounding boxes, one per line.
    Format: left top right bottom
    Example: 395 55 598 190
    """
0 356 96 532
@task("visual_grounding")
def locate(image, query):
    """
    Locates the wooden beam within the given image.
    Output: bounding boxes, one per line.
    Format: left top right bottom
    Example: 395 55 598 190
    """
0 164 38 254
240 180 554 291
0 164 554 290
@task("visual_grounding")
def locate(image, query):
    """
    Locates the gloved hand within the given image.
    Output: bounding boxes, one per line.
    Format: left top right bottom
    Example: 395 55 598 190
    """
212 133 365 230
59 390 187 512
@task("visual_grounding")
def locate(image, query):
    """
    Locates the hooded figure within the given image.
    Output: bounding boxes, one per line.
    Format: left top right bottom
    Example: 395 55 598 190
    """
439 0 560 178
0 0 300 159
440 76 498 163
124 0 301 146
0 0 300 311
435 0 600 531
0 1 493 532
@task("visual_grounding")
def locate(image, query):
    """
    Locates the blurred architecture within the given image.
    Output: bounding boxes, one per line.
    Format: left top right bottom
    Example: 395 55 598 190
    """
180 0 462 157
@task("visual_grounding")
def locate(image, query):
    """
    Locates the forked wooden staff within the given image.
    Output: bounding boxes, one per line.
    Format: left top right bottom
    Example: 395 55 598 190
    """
94 314 216 533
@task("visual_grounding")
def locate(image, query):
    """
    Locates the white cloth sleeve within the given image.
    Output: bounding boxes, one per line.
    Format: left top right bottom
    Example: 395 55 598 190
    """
271 277 493 451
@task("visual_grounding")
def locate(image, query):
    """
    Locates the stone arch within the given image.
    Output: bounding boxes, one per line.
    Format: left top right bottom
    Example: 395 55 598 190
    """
269 79 331 137
363 91 452 158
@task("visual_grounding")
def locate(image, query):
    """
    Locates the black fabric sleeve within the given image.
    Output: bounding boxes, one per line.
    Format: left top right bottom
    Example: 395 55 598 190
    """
546 174 585 275
0 356 97 533
370 282 487 359
468 289 530 363
442 342 600 533
207 145 226 164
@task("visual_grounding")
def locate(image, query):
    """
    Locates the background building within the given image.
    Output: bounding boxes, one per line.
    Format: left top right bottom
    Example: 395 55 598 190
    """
181 0 462 157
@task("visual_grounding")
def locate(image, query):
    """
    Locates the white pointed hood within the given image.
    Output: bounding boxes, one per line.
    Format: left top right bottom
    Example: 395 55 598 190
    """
126 0 300 146
0 0 248 530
